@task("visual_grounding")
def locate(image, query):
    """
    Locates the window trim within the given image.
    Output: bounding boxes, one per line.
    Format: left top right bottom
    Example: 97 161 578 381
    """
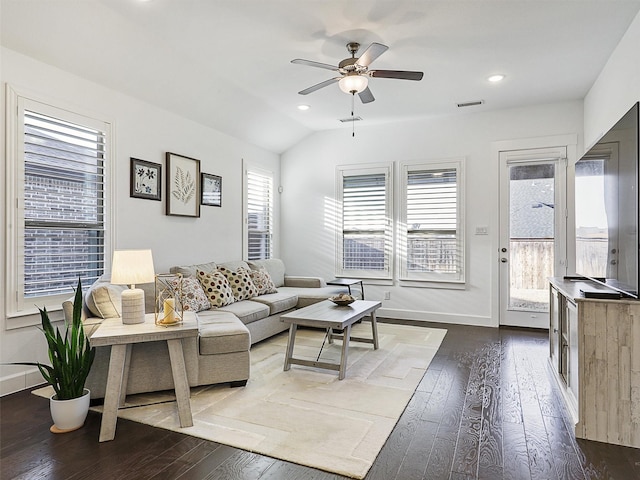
243 164 274 261
335 163 393 280
398 158 466 284
5 84 114 325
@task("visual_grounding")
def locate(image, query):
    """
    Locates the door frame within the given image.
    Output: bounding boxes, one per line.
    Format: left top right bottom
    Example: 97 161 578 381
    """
491 134 578 328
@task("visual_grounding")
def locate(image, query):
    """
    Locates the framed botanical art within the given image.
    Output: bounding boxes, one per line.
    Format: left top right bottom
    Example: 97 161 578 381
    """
166 152 201 217
130 158 161 201
201 173 222 207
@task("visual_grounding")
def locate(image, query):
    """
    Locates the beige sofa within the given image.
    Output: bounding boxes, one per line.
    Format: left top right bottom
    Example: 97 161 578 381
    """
64 258 345 399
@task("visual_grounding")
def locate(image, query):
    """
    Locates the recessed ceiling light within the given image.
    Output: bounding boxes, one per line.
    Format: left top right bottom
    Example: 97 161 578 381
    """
488 74 505 83
297 104 310 111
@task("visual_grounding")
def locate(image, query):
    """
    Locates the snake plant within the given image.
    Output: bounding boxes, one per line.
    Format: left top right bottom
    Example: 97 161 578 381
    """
21 279 96 400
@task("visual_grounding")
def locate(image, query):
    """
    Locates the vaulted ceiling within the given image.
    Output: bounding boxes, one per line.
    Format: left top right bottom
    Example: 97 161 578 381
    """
2 0 639 153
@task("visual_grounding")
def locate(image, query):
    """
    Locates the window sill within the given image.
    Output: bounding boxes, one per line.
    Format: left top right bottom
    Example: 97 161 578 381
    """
5 305 64 330
399 279 466 290
334 276 394 286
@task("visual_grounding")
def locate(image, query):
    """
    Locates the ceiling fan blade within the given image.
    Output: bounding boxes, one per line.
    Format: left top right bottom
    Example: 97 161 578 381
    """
291 59 338 71
358 87 375 104
357 42 389 67
298 77 341 95
370 69 424 81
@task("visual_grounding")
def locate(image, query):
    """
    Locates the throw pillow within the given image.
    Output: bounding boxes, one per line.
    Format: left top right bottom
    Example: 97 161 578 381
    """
89 286 121 318
175 277 211 312
248 267 278 295
217 266 258 301
197 270 235 308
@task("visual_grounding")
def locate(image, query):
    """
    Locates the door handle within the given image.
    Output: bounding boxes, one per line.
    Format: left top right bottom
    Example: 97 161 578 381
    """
501 258 508 263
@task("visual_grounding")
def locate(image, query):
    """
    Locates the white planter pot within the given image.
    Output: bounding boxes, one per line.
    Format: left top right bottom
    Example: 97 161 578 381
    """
50 388 90 433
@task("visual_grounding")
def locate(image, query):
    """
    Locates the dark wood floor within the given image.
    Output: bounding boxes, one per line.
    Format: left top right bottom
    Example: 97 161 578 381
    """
2 321 640 480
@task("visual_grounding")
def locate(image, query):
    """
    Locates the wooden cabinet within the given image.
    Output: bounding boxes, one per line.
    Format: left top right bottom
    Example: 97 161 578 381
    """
549 278 640 448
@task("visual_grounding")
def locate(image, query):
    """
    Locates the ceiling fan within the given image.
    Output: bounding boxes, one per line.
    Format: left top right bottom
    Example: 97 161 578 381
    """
291 42 423 104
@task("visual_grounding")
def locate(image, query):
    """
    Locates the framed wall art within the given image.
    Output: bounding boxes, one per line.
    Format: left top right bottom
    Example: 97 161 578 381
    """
166 152 201 217
201 173 222 207
130 158 161 201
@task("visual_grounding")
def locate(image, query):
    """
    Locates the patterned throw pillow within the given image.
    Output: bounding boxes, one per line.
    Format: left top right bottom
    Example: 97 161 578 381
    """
217 266 258 301
174 276 211 312
248 267 277 295
197 270 235 308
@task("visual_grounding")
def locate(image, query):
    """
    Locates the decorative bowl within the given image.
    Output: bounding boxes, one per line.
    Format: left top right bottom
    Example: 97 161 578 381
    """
329 294 355 306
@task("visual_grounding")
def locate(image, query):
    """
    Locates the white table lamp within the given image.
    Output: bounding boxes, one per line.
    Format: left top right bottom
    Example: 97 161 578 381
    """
111 249 155 324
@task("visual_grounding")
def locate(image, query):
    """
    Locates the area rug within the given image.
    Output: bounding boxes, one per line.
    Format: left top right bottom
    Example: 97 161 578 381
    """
35 322 446 479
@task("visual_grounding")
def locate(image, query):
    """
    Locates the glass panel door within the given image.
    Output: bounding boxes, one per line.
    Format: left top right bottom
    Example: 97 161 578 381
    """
499 148 567 328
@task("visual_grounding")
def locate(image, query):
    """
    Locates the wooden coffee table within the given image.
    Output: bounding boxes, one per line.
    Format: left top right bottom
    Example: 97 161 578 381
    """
280 300 381 380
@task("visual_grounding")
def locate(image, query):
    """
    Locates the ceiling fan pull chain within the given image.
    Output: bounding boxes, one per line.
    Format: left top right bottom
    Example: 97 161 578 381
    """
351 93 356 137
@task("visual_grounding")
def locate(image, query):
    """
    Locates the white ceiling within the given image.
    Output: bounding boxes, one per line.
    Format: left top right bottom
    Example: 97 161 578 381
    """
2 0 640 153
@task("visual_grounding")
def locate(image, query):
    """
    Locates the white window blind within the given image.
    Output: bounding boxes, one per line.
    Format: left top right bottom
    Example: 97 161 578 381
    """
246 169 273 260
401 161 464 282
337 165 392 279
23 110 107 298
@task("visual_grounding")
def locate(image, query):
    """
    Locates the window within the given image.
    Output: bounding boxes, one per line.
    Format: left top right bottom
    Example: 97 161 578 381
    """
400 160 465 283
245 168 273 260
336 165 392 279
6 89 112 317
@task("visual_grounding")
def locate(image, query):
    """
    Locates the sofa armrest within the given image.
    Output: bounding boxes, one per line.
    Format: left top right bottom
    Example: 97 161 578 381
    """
62 297 79 323
62 296 102 338
284 276 327 288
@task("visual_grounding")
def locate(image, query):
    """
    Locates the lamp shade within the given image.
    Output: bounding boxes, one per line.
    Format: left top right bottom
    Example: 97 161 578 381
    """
111 249 155 286
339 74 368 94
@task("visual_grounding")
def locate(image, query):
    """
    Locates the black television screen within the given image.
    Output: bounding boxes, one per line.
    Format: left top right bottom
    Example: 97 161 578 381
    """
575 102 639 298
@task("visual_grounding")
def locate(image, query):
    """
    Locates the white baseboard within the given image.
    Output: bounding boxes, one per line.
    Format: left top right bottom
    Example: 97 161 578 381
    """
378 307 497 327
0 369 45 397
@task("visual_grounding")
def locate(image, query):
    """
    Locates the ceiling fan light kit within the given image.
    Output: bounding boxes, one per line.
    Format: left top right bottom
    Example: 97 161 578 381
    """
338 74 368 94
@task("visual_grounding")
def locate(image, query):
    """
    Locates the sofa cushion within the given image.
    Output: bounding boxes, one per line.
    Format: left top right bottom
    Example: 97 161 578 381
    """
248 267 278 295
248 259 285 288
218 260 250 272
197 270 235 307
218 300 270 325
250 291 298 315
178 277 211 312
170 261 217 279
217 266 258 301
197 310 251 355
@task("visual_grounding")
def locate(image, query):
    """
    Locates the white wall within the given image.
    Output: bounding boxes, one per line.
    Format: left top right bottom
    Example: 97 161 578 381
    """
280 102 583 327
0 47 280 395
584 11 640 150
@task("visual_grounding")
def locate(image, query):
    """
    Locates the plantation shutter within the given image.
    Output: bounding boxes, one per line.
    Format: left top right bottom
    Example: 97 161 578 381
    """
402 163 464 282
246 170 273 260
23 110 106 297
337 165 392 279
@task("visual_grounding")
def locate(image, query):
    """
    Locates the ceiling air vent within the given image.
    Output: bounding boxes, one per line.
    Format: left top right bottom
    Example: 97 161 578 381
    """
339 116 363 123
457 100 484 108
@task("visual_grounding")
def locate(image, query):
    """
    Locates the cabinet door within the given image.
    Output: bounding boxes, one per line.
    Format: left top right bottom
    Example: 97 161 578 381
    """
549 287 561 371
566 299 579 406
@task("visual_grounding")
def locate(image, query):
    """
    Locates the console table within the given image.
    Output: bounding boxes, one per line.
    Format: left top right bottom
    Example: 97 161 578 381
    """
549 277 640 448
90 312 198 442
